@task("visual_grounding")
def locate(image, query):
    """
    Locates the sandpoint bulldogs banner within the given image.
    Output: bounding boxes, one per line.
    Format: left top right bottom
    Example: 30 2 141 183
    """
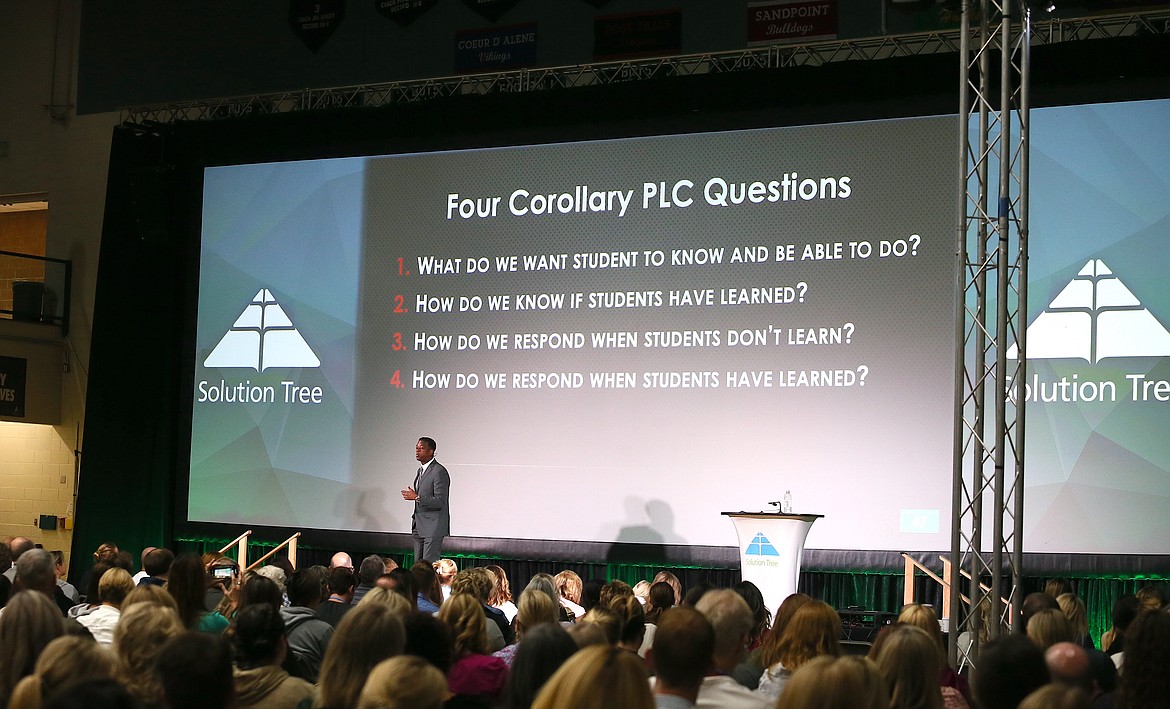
748 0 838 45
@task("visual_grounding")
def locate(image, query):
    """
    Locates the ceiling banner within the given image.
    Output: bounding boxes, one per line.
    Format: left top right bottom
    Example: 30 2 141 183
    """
289 0 346 52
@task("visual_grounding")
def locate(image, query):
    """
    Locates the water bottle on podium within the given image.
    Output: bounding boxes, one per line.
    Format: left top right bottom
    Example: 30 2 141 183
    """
782 489 793 514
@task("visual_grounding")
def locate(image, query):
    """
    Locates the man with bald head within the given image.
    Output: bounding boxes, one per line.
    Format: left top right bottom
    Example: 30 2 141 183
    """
2 536 34 582
1046 642 1091 690
329 552 353 570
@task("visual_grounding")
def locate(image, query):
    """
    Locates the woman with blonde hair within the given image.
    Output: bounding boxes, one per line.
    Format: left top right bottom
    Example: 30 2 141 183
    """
608 595 647 655
1027 608 1076 651
433 558 458 601
554 570 585 619
485 564 518 624
75 567 135 645
316 603 405 709
870 624 969 709
441 592 509 701
1056 593 1094 650
494 588 560 666
121 582 180 613
531 643 653 709
357 655 449 709
898 603 970 701
112 601 184 707
756 599 843 702
0 592 64 707
8 636 115 709
776 656 888 709
652 571 683 606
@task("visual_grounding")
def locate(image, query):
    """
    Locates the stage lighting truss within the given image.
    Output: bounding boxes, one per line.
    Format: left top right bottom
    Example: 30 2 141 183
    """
119 9 1170 126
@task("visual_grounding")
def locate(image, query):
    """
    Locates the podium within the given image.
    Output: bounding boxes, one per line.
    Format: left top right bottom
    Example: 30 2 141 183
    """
722 512 822 616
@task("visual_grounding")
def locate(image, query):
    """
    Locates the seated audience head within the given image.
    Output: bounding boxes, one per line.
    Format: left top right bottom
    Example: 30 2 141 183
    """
143 547 174 578
524 573 560 609
452 568 492 603
1055 594 1089 643
432 558 458 588
1135 583 1168 612
1044 578 1074 599
253 564 287 594
647 581 675 614
608 594 647 652
568 621 609 648
761 599 842 673
96 568 133 608
411 562 442 607
317 601 407 709
1045 642 1090 690
10 538 36 562
121 582 179 613
652 571 683 606
531 644 653 709
771 592 814 638
165 552 214 629
0 591 65 706
1110 594 1140 639
973 634 1050 709
1028 608 1076 650
48 550 66 581
383 557 398 573
15 549 57 596
516 588 559 639
682 582 715 607
238 572 284 612
157 632 235 709
554 570 583 604
330 551 353 570
1018 684 1092 709
1022 592 1061 629
327 565 356 596
776 655 888 709
579 606 621 645
868 624 943 709
897 603 945 651
1118 608 1170 707
581 578 605 612
286 567 326 609
112 602 184 707
41 678 138 709
500 623 579 709
632 580 651 604
1085 648 1117 698
9 635 115 709
648 607 715 698
599 579 633 608
229 603 287 670
359 554 385 586
402 612 454 673
439 592 489 658
694 588 755 670
386 567 417 608
356 586 413 615
357 655 447 709
733 580 772 645
484 564 512 607
83 563 111 606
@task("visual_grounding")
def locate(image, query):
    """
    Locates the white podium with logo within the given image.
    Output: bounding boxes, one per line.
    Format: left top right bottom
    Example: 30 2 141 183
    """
723 512 823 616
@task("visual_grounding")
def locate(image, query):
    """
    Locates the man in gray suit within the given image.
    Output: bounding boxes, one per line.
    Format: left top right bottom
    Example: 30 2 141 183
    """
401 436 450 563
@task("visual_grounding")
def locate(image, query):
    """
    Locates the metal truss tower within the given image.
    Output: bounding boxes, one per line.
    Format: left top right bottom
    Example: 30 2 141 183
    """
948 0 1032 670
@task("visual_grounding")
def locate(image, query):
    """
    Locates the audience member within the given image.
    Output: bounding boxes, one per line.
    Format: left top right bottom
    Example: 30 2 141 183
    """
433 558 458 602
358 655 448 709
1134 584 1167 612
131 546 156 584
412 561 444 614
402 611 454 674
1029 608 1077 651
0 591 65 707
554 570 586 619
228 603 314 709
353 554 385 605
898 603 971 702
318 567 356 628
166 552 230 633
532 643 653 709
611 594 649 656
495 588 560 666
775 656 888 709
279 567 333 682
384 567 418 611
14 549 73 615
121 582 179 613
1045 642 1091 691
649 607 715 709
73 567 133 645
683 583 716 608
1117 609 1170 709
756 599 842 702
1045 579 1075 600
47 552 79 605
646 581 676 625
1056 594 1095 650
440 592 509 702
138 547 173 587
733 581 772 653
356 586 414 616
486 564 518 623
653 571 684 607
330 551 353 570
452 568 512 649
500 622 579 709
693 589 770 708
869 624 968 709
237 573 285 615
3 538 37 582
317 602 406 709
42 678 139 709
157 632 236 709
1018 684 1092 709
112 601 183 707
736 592 812 690
8 635 114 709
579 605 621 644
1022 592 1062 630
1101 595 1138 656
972 634 1050 709
581 578 605 612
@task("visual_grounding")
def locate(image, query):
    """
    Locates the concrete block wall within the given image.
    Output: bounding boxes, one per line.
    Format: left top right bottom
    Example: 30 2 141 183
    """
0 421 76 569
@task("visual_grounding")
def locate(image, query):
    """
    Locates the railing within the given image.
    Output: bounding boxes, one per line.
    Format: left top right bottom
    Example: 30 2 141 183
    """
215 530 301 571
0 250 71 336
902 553 1013 631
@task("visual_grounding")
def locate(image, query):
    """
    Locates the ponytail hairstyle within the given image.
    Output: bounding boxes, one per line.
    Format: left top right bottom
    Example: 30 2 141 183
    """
229 603 286 670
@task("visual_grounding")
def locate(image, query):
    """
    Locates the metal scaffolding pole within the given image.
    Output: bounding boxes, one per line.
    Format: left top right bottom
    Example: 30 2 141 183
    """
949 0 1031 670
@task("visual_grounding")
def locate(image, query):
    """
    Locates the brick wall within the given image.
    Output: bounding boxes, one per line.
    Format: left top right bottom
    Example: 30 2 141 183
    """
0 422 76 572
0 210 49 316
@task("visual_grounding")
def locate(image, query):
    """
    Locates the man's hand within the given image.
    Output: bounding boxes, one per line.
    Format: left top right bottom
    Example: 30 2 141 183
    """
401 486 418 501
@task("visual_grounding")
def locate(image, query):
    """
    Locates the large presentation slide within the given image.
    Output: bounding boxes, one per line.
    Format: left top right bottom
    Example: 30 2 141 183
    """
187 98 1170 556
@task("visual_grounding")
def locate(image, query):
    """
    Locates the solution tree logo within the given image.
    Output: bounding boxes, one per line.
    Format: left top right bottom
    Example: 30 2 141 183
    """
1008 259 1170 363
204 289 321 371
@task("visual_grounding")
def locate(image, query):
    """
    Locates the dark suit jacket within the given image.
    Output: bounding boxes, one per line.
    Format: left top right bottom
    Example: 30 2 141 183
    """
414 459 451 538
